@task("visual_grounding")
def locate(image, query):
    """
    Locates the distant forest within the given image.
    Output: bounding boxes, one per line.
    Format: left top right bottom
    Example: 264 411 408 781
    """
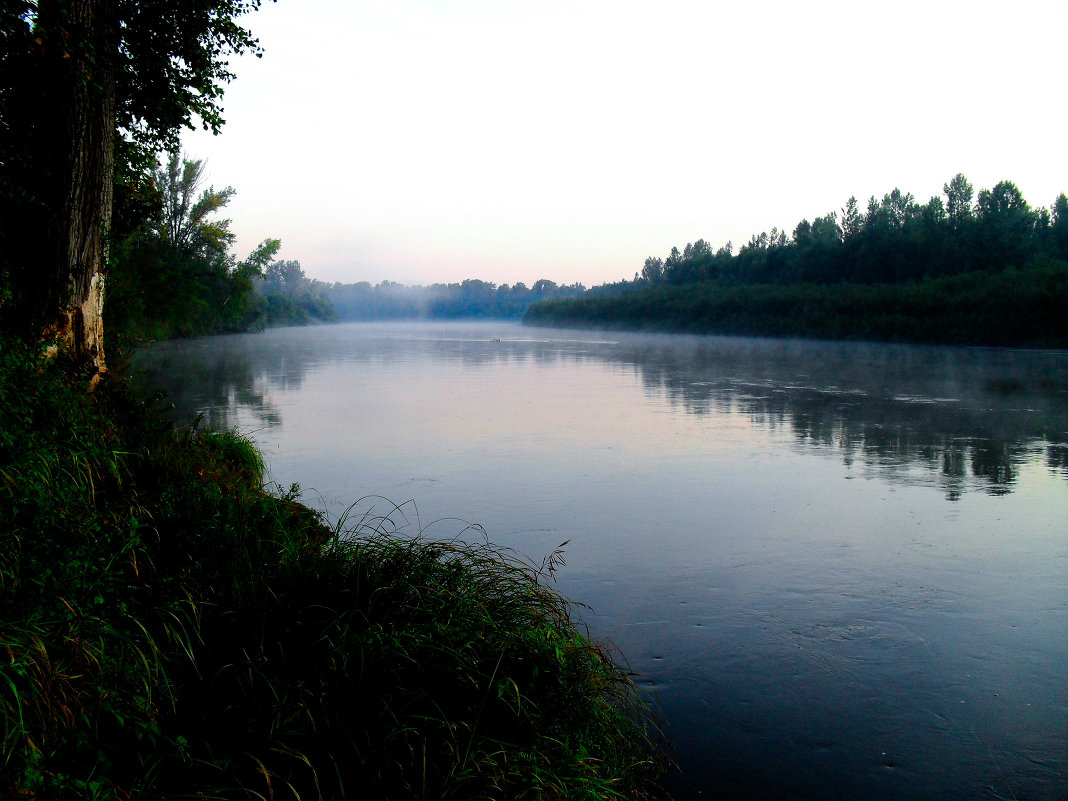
111 160 1068 347
525 175 1068 348
327 279 586 321
104 155 585 343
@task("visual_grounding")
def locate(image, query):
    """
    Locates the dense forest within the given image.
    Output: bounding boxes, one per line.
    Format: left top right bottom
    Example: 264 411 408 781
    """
328 277 586 320
525 176 1068 347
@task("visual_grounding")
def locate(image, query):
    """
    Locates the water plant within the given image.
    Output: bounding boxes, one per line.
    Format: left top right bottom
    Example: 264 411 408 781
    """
0 334 669 799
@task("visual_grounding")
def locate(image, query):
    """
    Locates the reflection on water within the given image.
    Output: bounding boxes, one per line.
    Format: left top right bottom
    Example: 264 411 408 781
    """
132 322 1068 801
134 323 1068 501
602 336 1068 500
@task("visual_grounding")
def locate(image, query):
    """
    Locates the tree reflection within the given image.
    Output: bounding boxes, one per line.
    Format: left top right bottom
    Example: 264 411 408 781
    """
132 323 1068 501
130 334 282 431
595 335 1066 500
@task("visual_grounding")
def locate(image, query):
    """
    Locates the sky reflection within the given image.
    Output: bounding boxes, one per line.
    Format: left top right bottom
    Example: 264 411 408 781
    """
134 322 1068 502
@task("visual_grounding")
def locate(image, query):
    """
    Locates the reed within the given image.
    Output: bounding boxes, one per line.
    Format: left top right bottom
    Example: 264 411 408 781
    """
0 335 669 799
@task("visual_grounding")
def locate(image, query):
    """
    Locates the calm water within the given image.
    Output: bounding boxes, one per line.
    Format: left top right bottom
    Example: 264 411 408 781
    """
132 321 1068 801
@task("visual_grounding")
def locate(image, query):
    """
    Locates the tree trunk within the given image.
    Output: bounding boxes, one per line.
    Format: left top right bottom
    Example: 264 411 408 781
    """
38 0 117 380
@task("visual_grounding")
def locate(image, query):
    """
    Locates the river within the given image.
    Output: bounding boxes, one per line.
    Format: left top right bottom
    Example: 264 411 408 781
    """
131 321 1068 800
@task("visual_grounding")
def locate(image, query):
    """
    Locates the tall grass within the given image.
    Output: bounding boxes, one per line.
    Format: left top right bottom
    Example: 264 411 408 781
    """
0 335 669 799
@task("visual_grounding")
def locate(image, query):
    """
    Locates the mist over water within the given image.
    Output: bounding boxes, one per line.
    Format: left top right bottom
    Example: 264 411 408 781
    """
133 321 1068 801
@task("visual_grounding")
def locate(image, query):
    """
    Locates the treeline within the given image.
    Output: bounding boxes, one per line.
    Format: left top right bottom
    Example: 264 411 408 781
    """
526 259 1068 347
107 154 336 346
525 175 1068 347
108 153 585 341
253 260 336 328
328 278 586 321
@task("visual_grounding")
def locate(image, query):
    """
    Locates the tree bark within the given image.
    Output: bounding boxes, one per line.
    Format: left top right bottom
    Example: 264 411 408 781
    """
38 0 117 379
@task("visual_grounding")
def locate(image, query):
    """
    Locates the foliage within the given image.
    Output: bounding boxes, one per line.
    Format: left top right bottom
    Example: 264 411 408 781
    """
106 153 289 346
525 259 1068 347
0 0 273 344
0 335 668 799
526 175 1068 347
631 177 1067 289
0 0 270 158
253 259 337 328
152 156 236 254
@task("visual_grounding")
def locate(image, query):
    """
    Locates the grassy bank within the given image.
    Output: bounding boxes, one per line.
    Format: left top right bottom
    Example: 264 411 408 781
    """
0 337 667 799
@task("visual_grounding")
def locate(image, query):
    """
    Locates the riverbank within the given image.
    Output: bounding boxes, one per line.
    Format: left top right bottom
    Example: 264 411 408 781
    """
523 261 1068 348
0 336 667 798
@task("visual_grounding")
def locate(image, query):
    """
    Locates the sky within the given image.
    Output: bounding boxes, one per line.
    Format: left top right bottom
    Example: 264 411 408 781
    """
181 0 1068 288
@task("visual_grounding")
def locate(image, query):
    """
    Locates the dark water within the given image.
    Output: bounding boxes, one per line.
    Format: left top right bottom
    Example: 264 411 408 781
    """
132 321 1068 800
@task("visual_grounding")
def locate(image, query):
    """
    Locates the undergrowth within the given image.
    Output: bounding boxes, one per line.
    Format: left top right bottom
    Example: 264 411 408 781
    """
0 335 669 799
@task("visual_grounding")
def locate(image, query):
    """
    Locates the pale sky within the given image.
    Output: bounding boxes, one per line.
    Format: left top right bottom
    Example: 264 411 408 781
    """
181 0 1068 288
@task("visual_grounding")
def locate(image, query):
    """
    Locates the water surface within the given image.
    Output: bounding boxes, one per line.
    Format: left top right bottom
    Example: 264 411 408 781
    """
133 321 1068 800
